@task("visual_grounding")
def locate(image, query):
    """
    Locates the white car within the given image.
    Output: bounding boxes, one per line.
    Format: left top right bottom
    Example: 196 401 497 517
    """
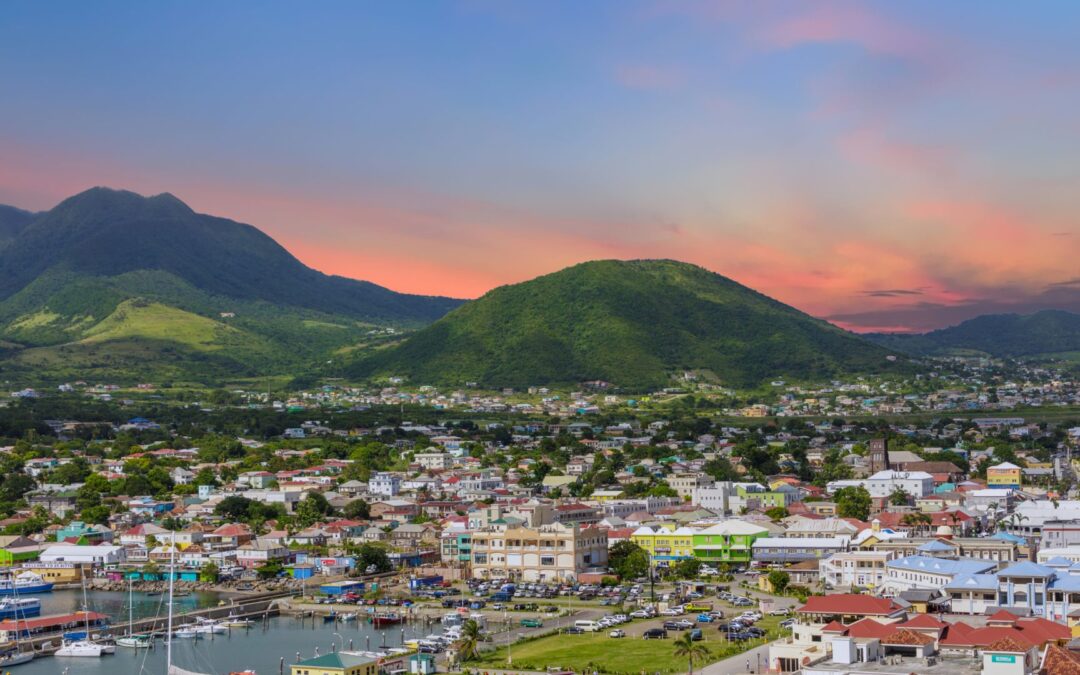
660 608 684 616
630 609 652 619
609 629 626 638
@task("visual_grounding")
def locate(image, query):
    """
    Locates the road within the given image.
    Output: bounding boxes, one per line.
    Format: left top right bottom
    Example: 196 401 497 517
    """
701 639 775 675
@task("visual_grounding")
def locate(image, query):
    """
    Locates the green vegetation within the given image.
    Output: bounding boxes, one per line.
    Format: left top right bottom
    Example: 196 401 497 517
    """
0 188 462 384
474 616 788 674
351 259 905 390
834 485 872 521
868 309 1080 358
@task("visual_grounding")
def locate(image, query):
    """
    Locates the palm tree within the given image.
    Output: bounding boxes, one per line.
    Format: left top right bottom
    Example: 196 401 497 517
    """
672 631 710 675
455 619 484 663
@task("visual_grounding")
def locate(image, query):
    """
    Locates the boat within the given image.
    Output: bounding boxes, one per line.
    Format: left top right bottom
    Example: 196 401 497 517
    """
339 612 358 621
193 618 226 634
118 577 153 648
372 613 402 627
173 626 200 639
322 611 337 623
222 616 254 628
117 633 153 648
0 571 53 595
55 639 106 657
0 646 33 667
0 597 40 620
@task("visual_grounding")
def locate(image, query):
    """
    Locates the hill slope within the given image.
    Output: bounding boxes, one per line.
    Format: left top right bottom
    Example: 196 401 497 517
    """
867 310 1080 357
0 187 463 383
348 259 902 389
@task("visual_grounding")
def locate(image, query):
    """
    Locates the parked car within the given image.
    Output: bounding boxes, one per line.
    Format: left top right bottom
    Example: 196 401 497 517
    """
520 618 543 628
643 629 668 640
769 608 791 616
690 629 703 641
609 629 626 638
565 627 585 635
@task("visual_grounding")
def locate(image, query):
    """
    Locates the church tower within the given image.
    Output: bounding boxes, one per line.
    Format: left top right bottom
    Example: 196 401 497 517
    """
868 437 890 474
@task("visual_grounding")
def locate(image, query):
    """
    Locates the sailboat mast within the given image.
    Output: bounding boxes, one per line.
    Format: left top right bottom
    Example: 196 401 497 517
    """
167 534 175 671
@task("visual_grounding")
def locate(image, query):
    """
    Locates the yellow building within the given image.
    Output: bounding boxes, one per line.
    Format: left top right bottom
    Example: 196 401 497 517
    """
630 525 696 565
291 653 378 675
987 462 1022 489
21 562 90 584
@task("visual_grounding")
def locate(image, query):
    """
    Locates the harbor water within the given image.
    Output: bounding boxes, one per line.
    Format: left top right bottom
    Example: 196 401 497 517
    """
16 590 435 675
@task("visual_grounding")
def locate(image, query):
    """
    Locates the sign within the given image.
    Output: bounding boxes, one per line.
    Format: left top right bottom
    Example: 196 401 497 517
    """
991 655 1017 664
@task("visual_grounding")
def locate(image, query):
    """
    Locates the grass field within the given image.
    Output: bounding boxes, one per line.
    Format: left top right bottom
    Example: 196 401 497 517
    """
472 616 785 674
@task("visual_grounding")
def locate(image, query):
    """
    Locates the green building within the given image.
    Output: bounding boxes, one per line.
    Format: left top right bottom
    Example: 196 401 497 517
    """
691 521 769 564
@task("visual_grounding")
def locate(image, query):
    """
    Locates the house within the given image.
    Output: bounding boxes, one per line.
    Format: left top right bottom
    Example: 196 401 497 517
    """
987 462 1022 490
236 540 291 569
28 491 78 517
753 537 847 564
170 467 195 485
879 555 997 596
631 525 696 566
820 550 896 590
120 523 171 547
368 473 401 497
208 523 254 548
238 471 276 489
289 651 378 675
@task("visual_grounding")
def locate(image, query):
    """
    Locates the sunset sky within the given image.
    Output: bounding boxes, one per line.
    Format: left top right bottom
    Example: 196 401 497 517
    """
2 1 1079 332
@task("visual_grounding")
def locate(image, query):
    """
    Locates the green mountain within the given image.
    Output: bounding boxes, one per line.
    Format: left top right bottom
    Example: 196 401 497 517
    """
867 309 1080 358
0 187 463 383
0 205 37 246
348 259 903 390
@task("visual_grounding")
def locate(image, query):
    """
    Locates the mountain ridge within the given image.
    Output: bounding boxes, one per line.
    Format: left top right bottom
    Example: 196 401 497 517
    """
348 258 905 389
866 309 1080 358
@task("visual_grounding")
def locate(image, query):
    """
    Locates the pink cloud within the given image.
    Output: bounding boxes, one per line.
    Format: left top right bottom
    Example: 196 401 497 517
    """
838 127 952 175
752 2 928 58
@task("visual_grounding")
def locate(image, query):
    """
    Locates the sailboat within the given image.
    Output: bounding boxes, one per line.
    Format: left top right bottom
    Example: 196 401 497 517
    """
0 578 34 667
56 573 113 657
117 577 153 649
165 535 216 675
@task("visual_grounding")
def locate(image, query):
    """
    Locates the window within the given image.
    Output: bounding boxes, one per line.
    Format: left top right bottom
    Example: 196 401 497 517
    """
541 556 555 566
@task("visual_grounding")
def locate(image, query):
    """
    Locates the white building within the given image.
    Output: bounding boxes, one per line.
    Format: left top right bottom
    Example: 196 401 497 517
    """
40 544 126 565
692 484 733 514
866 470 933 499
820 550 896 590
879 554 996 596
368 472 401 497
414 452 452 471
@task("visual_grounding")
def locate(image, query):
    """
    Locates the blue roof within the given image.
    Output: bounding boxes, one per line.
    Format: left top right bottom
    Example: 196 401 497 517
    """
917 540 958 553
989 532 1026 544
998 562 1055 577
1048 574 1080 591
886 555 997 576
945 573 1001 590
1044 556 1073 567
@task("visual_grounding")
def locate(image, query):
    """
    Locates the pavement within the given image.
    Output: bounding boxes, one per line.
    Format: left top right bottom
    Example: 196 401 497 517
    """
700 640 775 675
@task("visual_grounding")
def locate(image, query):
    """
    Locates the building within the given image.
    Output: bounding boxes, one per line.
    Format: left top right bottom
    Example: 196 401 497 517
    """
820 550 896 590
866 470 934 499
39 544 125 565
1040 519 1080 550
880 555 997 596
752 537 847 564
413 452 452 471
691 484 732 514
468 523 608 582
664 473 713 500
987 462 1022 490
691 521 770 565
868 438 890 474
367 473 401 497
290 652 378 675
631 525 696 566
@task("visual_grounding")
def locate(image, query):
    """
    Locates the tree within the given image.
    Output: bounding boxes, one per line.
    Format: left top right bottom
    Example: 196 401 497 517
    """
455 618 483 662
356 543 392 574
199 561 220 583
767 570 790 595
674 557 702 580
608 540 649 580
215 495 253 521
343 499 370 520
834 486 871 521
81 504 111 525
887 487 909 507
256 562 283 579
765 506 789 522
672 631 710 675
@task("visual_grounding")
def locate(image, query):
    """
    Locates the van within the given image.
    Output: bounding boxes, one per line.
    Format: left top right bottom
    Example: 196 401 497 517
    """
574 620 601 632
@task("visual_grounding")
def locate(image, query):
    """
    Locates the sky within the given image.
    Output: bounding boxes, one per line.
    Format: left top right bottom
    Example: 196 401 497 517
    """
1 1 1079 333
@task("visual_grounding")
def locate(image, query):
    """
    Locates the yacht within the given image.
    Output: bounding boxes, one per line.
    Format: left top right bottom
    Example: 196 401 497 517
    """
55 639 106 657
0 571 53 595
0 597 40 619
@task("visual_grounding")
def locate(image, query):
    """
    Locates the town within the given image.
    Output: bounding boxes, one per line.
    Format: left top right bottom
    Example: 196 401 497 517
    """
0 373 1077 675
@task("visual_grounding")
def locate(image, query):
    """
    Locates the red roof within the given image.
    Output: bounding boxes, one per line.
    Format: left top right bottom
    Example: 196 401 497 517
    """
845 618 897 639
0 611 107 631
901 614 948 629
988 609 1021 624
820 621 847 633
798 594 904 616
212 523 252 537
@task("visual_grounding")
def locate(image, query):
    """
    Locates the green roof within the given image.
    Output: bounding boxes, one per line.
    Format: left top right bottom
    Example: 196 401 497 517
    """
296 652 376 669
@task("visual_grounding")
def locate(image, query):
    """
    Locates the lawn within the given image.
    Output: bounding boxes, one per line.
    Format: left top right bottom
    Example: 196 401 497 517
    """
471 616 786 674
